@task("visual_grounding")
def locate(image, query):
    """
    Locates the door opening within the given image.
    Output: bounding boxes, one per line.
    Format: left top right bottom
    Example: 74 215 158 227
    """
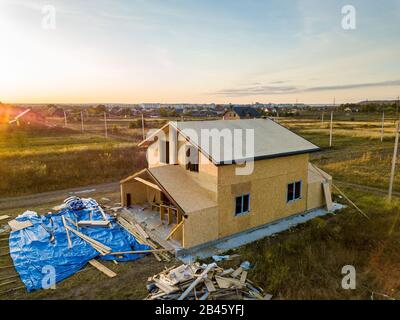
126 193 132 207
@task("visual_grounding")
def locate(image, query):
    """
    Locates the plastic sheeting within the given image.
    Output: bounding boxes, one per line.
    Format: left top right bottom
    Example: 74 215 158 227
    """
9 198 150 292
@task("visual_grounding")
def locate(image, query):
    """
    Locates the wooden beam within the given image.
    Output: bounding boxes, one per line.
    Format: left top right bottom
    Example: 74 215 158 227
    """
120 168 147 184
61 216 72 249
89 259 117 278
167 207 172 225
0 215 10 221
134 177 162 191
77 220 110 228
165 220 184 241
109 248 173 255
178 263 216 300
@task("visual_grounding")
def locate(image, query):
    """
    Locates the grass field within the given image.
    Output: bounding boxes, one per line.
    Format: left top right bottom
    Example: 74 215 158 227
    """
0 123 146 196
0 115 399 300
279 118 400 193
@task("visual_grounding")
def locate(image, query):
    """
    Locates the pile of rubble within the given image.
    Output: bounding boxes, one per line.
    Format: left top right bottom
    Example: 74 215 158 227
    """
146 262 272 300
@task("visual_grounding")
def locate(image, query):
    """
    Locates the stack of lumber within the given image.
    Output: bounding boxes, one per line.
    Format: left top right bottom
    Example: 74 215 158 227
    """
145 262 272 300
117 216 171 262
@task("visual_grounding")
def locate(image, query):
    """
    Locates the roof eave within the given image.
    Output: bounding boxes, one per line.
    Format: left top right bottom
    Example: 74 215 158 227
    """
215 147 321 166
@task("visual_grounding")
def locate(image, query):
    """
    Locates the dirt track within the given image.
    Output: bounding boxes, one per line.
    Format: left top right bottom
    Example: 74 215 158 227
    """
0 182 119 210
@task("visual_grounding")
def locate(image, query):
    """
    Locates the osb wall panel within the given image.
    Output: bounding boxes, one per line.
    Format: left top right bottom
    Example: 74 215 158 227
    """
307 181 325 210
177 137 218 195
121 181 147 205
217 154 309 238
146 187 162 204
183 206 219 248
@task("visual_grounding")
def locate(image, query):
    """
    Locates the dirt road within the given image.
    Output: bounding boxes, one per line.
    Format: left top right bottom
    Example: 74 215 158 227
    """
0 182 119 210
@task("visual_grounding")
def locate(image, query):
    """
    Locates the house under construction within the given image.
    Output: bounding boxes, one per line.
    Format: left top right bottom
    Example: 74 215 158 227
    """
120 119 332 250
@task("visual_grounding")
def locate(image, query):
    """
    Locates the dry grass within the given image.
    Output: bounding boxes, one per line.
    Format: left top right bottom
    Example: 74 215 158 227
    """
218 190 400 299
0 124 146 196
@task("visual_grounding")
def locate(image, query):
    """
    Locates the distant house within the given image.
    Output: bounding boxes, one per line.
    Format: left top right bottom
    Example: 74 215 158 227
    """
222 106 261 120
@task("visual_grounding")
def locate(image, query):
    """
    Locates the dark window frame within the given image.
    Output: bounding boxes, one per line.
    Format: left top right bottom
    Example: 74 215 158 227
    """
234 194 250 216
286 180 302 203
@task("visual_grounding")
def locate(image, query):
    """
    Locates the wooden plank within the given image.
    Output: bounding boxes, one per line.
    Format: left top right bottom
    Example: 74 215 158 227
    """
89 259 117 278
178 263 217 300
322 181 333 211
98 206 109 222
240 271 247 285
204 278 216 292
77 220 110 228
65 225 111 254
165 220 184 241
215 275 242 288
153 277 179 294
109 248 173 255
8 220 32 232
134 224 150 239
0 215 10 221
215 276 231 289
61 216 72 249
134 177 162 191
231 267 243 278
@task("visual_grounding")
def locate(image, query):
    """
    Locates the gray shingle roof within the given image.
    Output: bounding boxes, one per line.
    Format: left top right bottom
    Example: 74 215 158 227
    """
172 119 319 165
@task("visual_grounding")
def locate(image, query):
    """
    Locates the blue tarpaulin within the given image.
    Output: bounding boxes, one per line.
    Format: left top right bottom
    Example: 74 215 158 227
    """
9 197 150 292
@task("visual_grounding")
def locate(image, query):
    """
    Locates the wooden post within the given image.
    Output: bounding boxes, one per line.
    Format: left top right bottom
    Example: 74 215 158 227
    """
321 111 324 124
381 110 385 142
167 207 172 225
141 113 145 140
63 110 67 127
388 121 400 201
329 111 333 147
159 205 165 221
80 111 84 133
104 112 108 139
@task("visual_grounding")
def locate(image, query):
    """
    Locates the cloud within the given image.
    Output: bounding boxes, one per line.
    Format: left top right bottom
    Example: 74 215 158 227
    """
214 79 400 97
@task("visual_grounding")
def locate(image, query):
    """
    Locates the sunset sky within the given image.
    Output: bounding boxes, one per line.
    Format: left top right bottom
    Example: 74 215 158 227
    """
1 0 400 104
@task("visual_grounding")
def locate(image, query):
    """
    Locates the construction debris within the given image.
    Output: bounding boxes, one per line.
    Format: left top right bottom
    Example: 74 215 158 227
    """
146 262 271 300
8 219 33 232
0 215 10 221
117 216 171 262
8 197 151 292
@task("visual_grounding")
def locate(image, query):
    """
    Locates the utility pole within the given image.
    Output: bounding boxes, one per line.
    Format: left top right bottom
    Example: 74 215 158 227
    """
388 121 400 201
63 110 67 127
397 96 399 119
321 111 324 124
104 112 108 139
381 109 385 142
329 111 333 147
80 111 84 133
141 113 145 140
